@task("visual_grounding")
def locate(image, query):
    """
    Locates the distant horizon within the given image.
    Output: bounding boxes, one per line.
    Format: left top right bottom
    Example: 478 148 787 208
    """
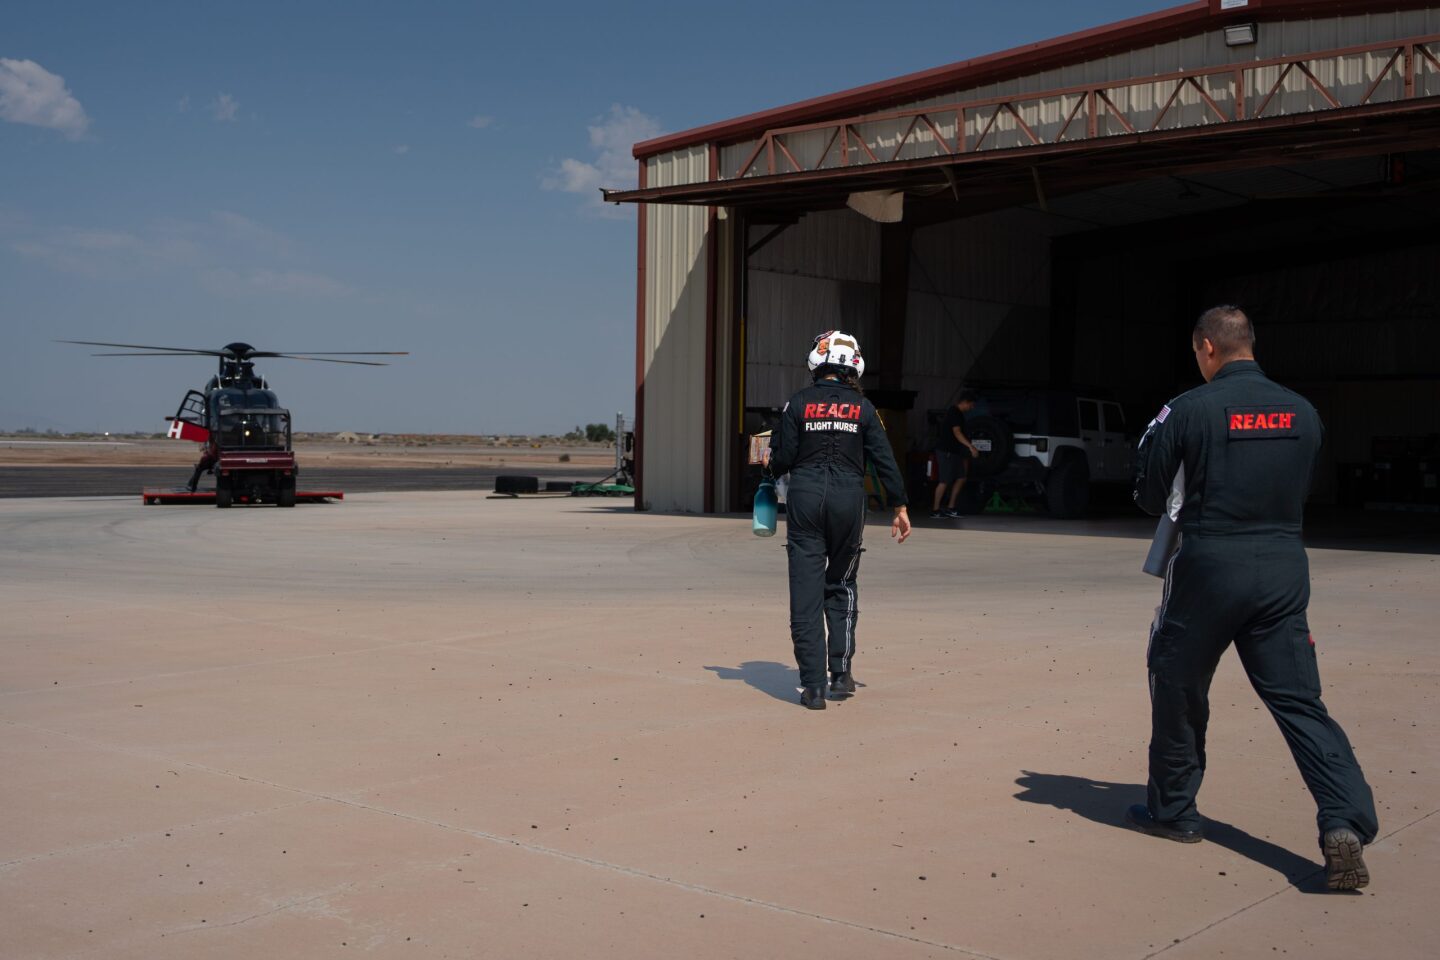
1 427 626 440
3 0 1168 434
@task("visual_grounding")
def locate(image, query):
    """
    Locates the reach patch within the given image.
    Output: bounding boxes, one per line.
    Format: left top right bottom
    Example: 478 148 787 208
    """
803 402 863 421
1227 405 1300 439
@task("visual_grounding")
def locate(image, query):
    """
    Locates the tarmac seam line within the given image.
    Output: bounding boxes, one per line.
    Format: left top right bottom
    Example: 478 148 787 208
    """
0 797 323 870
1139 805 1440 959
313 793 1009 959
0 717 1005 959
0 625 538 698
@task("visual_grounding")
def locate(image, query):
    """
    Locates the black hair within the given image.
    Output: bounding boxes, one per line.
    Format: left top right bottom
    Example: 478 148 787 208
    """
1194 305 1255 358
957 389 978 405
815 365 864 395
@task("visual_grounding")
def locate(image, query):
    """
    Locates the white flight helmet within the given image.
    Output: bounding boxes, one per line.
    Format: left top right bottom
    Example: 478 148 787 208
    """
807 330 865 380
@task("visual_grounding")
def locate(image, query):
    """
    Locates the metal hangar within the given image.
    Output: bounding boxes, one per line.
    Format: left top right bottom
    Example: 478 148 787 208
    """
607 0 1440 515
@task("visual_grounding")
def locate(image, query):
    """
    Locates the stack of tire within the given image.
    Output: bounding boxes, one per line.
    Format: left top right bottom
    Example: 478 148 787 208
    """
962 415 1089 519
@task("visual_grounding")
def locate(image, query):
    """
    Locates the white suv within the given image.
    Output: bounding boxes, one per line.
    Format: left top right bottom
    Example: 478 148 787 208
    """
955 390 1134 518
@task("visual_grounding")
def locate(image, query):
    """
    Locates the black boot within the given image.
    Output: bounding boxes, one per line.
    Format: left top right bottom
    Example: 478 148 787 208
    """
1124 804 1203 843
1321 828 1370 891
829 672 856 698
800 686 826 710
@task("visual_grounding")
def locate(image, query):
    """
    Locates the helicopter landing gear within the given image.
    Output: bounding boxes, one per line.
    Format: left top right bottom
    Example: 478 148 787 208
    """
215 477 234 509
277 476 296 508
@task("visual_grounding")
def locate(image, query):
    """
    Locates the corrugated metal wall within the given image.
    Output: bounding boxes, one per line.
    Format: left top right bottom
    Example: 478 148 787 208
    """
712 214 739 509
1201 242 1440 489
745 210 880 407
642 146 711 512
743 207 1058 445
905 209 1058 424
719 8 1440 177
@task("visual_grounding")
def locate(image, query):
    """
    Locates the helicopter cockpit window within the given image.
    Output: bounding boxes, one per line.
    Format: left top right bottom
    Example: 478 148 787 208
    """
210 389 289 449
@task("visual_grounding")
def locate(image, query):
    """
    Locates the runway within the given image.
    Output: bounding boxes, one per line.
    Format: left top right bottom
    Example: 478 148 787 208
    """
2 492 1435 958
0 463 610 499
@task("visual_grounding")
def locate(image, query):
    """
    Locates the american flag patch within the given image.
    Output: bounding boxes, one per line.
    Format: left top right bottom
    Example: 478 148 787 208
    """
1156 404 1172 424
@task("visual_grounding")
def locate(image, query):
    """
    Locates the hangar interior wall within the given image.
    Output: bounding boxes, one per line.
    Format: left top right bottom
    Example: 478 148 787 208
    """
744 207 1057 450
1059 199 1440 503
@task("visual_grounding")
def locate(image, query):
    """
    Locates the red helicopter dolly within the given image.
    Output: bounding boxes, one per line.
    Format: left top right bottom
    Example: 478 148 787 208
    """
59 340 407 507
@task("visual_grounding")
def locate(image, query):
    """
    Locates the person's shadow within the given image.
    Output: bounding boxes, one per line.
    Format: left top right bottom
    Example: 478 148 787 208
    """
704 661 800 704
1013 771 1337 893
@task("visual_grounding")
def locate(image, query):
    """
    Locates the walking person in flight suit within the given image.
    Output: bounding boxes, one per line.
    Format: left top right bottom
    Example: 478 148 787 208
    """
767 331 911 710
1129 305 1378 890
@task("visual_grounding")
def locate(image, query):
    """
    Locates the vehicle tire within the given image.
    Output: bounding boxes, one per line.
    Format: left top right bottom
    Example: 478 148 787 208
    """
545 481 575 492
215 478 233 509
495 475 539 495
1045 452 1090 518
277 476 296 508
966 416 1014 479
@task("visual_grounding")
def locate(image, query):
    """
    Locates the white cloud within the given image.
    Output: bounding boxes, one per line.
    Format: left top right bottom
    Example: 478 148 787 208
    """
249 268 355 298
545 104 661 214
8 226 192 278
392 144 410 155
209 210 294 257
467 114 494 129
210 93 239 122
200 267 354 300
6 210 352 299
0 58 90 139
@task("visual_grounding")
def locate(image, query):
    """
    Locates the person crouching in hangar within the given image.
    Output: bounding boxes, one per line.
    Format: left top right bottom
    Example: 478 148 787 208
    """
766 331 911 710
1128 305 1378 891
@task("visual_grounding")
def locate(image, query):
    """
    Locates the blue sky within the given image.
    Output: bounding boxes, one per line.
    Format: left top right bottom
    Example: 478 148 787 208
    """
2 0 1165 434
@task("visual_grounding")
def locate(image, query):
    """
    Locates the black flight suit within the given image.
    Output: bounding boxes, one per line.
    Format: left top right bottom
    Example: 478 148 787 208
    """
1134 360 1377 842
769 378 908 688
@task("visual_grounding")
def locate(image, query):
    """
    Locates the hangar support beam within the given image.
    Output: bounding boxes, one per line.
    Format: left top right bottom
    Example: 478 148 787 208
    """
722 35 1440 180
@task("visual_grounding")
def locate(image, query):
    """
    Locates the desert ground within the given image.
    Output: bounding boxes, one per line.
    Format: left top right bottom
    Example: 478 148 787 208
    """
1 480 1434 959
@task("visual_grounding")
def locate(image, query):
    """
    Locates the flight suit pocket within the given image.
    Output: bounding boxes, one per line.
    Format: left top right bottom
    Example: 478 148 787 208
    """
1290 622 1322 698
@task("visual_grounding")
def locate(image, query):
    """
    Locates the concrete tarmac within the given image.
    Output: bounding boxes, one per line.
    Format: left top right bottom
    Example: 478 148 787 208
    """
1 493 1435 959
0 464 608 499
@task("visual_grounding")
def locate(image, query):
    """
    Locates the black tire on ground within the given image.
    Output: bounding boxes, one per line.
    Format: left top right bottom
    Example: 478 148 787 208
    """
215 478 233 509
545 481 576 492
1045 452 1091 518
277 476 296 508
965 415 1014 479
495 475 540 495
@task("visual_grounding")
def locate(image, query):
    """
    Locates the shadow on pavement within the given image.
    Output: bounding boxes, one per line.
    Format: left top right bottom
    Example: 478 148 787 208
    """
704 661 798 704
1013 770 1332 893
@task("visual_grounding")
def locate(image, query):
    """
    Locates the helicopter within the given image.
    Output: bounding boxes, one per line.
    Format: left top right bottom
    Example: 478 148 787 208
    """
58 340 407 507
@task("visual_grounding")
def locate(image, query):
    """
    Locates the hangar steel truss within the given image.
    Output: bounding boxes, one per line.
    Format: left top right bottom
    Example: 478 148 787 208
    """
727 34 1440 180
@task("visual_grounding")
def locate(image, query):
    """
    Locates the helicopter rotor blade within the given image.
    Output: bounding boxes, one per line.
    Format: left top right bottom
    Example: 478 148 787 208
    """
263 355 392 366
249 351 410 357
88 351 221 357
56 339 228 356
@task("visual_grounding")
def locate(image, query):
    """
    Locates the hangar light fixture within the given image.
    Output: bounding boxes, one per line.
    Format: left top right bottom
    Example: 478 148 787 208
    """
846 190 904 223
1224 22 1257 46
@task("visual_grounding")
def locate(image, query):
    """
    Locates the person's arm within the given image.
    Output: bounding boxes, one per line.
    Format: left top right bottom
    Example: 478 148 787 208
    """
952 423 977 455
862 405 912 542
1133 398 1186 517
766 400 801 477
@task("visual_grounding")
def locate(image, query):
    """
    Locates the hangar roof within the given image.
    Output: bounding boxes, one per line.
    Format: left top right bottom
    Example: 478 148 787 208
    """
632 0 1437 159
607 1 1440 216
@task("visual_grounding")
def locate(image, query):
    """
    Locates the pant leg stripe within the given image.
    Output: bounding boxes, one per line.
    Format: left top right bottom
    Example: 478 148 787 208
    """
841 542 861 672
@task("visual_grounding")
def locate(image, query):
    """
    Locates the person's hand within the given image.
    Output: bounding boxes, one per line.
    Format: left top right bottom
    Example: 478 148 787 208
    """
966 442 979 458
891 506 911 544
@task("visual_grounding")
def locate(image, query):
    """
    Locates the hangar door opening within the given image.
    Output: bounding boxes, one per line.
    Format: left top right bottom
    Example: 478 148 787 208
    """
736 151 1440 520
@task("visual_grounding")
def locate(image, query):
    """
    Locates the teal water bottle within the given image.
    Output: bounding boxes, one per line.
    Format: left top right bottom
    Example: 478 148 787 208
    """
752 479 778 537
